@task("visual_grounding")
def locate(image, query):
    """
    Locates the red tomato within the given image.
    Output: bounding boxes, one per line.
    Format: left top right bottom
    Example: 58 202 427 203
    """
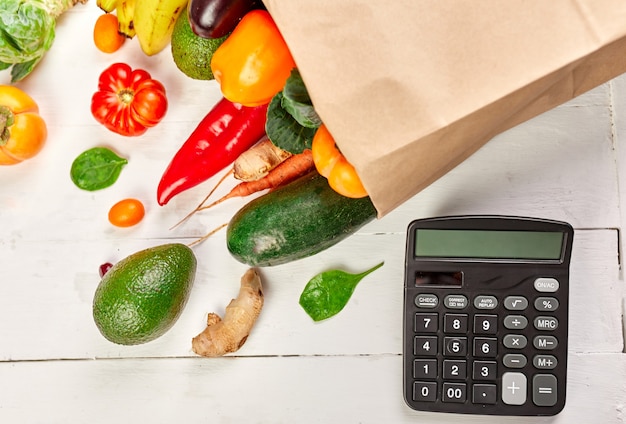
91 63 168 137
108 198 145 227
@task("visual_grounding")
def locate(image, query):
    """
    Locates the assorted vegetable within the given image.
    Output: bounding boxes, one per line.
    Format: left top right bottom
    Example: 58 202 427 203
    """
70 147 128 191
0 0 87 82
0 85 47 165
91 63 168 137
157 96 268 205
210 9 296 107
299 262 384 322
4 4 382 348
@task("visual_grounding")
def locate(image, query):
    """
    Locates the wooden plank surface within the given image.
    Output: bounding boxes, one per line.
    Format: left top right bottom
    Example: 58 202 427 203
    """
0 3 624 423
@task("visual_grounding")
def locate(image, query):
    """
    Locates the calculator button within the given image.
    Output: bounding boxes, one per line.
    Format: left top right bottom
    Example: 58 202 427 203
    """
414 359 438 379
415 293 439 308
474 314 498 334
532 374 558 407
444 314 468 333
443 359 467 379
414 336 438 356
442 382 467 403
472 360 497 380
504 296 528 311
503 315 528 330
474 295 498 310
534 316 559 331
413 381 437 402
444 295 468 309
503 354 527 369
533 335 558 350
503 334 528 349
534 277 559 293
473 337 498 358
444 337 467 356
533 354 558 370
472 384 497 404
534 296 559 312
415 313 438 333
501 372 527 405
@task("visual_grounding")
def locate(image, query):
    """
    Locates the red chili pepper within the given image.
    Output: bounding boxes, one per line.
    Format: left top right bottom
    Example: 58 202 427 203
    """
157 97 268 205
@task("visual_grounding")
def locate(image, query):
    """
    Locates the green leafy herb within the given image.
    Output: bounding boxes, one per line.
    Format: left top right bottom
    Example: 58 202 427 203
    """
266 91 317 154
70 147 128 191
299 262 384 322
281 69 322 129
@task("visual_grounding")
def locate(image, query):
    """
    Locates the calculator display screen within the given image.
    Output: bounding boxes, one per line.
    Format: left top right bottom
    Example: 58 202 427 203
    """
414 229 564 260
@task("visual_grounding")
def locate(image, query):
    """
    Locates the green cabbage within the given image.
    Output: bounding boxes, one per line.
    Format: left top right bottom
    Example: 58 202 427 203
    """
0 0 84 82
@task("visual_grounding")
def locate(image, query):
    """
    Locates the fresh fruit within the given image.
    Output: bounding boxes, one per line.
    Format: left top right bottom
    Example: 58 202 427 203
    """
171 9 227 80
226 172 377 266
133 0 188 56
108 198 145 227
93 13 126 53
92 243 197 345
97 0 119 13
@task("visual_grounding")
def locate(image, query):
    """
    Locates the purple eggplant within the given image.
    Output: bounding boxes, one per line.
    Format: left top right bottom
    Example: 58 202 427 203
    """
188 0 265 39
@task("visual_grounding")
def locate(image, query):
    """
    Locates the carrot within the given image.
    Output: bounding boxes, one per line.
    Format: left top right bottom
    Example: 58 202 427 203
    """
197 149 315 212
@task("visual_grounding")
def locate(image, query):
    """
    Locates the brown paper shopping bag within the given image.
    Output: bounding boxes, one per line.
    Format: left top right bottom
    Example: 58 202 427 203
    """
263 0 626 217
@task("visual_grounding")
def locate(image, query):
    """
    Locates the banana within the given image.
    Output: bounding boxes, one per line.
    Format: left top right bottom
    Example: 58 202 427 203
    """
117 0 137 38
97 0 118 13
133 0 188 56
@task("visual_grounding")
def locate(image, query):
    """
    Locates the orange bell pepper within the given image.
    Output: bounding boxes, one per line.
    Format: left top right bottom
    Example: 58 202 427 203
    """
0 85 47 165
311 124 368 198
210 9 296 107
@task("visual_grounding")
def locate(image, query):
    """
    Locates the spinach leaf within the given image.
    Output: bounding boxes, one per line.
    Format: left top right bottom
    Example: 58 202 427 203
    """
265 92 316 154
281 69 322 129
70 147 128 191
299 262 384 322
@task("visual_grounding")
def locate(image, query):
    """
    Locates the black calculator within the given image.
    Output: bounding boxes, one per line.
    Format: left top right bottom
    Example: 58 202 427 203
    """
403 215 573 416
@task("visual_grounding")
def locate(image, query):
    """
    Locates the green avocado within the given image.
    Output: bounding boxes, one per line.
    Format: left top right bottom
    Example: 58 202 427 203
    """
92 243 197 345
170 10 228 80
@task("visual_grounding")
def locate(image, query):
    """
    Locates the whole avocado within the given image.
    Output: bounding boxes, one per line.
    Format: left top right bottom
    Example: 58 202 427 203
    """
171 10 228 80
92 243 197 345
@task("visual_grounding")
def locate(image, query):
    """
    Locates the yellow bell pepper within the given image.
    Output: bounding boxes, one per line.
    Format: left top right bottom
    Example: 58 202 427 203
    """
312 124 368 198
210 9 296 107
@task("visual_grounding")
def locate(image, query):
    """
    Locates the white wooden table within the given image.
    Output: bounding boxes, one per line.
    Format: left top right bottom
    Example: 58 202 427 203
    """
1 4 625 423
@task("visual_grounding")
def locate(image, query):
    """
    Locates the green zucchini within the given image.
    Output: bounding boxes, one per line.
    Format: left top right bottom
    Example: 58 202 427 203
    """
226 172 377 266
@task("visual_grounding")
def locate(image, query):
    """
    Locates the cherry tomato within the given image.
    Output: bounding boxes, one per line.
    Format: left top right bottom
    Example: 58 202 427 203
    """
108 198 145 227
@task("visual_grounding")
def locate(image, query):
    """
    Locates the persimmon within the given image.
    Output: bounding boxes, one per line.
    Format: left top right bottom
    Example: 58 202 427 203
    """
93 13 126 54
0 85 47 166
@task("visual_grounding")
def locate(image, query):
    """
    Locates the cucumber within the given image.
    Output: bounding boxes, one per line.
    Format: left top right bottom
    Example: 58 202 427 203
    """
226 172 377 266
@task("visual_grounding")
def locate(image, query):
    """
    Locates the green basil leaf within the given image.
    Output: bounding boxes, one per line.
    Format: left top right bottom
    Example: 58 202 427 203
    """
299 262 384 322
281 69 322 129
70 147 128 191
266 91 316 154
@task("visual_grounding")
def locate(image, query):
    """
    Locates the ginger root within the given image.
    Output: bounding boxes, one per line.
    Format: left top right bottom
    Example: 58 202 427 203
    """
192 268 264 357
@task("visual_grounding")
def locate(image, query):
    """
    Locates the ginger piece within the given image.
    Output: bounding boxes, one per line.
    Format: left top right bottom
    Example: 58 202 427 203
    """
192 268 264 357
233 138 292 182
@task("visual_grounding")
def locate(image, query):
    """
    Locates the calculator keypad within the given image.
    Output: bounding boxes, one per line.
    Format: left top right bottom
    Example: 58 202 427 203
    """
407 278 566 415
